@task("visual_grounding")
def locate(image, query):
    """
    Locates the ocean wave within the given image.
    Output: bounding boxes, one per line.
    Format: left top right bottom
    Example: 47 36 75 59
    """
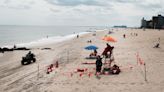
12 32 90 48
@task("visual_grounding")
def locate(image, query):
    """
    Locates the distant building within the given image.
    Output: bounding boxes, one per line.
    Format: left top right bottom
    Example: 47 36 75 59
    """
113 25 127 28
147 20 153 28
152 15 164 29
141 14 164 29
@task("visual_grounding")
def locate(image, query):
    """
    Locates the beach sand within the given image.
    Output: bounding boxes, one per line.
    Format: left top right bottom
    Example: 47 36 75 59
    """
0 28 164 92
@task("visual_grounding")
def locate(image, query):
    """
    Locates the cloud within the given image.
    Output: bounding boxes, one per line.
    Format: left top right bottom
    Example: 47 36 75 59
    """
46 0 163 14
0 0 163 26
114 0 136 3
0 0 35 9
46 0 108 6
157 8 164 15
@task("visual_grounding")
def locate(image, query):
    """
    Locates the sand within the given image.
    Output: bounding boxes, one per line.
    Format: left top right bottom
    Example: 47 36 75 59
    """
0 28 164 92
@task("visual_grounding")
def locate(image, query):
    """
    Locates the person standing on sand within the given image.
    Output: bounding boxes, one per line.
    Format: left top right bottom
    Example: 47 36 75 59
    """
123 34 126 38
158 37 160 44
13 45 16 49
96 55 102 74
77 34 79 38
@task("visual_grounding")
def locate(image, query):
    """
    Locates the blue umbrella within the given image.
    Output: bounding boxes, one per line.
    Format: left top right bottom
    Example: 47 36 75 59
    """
85 45 98 50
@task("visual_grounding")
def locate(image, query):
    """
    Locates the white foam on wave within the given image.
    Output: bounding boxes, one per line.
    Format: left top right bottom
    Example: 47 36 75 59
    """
15 32 90 48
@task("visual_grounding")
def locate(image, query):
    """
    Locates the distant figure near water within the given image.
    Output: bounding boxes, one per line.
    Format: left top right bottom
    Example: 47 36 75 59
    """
13 45 16 49
77 35 79 38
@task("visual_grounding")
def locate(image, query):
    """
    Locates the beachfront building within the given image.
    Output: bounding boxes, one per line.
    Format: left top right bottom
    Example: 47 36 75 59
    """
141 17 147 28
141 14 164 29
152 15 164 29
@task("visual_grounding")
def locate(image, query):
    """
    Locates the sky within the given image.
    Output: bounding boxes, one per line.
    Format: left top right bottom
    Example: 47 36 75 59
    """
0 0 163 27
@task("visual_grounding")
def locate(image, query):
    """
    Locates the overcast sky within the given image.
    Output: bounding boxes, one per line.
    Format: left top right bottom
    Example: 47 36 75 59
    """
0 0 163 27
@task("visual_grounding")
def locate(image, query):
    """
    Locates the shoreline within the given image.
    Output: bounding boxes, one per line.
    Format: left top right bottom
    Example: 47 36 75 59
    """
0 31 92 48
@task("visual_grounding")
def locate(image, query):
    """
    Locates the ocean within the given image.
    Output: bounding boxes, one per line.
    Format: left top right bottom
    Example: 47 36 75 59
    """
0 25 107 48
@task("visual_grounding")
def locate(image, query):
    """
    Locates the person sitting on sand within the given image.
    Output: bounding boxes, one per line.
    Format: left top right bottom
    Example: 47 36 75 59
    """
111 64 120 74
90 49 97 57
154 37 160 48
102 43 114 58
87 40 92 43
96 55 102 74
154 43 160 48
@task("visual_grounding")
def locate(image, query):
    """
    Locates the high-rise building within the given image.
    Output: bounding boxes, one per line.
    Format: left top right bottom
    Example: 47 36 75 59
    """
152 15 164 29
141 17 147 28
141 14 164 29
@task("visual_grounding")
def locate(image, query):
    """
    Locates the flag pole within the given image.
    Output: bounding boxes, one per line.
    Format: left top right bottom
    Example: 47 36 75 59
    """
37 64 39 80
144 63 147 82
67 50 69 63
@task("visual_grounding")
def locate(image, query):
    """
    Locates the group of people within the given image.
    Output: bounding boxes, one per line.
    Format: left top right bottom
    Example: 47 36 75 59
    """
89 43 114 58
130 33 138 36
95 55 120 75
87 40 92 43
89 49 97 57
123 33 138 39
95 43 120 75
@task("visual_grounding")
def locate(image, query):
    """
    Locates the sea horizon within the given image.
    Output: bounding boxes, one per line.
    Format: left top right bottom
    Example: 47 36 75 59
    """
0 25 109 47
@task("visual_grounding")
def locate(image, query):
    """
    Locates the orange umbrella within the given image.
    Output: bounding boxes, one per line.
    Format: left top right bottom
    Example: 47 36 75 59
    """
102 36 117 42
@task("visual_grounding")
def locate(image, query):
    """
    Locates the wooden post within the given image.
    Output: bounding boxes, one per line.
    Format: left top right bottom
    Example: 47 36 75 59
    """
37 64 39 80
67 50 69 63
136 52 139 65
158 37 160 44
144 63 147 82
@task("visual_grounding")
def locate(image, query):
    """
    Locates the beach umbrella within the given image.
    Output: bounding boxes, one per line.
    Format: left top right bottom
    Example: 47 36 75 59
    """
102 36 117 42
84 45 98 50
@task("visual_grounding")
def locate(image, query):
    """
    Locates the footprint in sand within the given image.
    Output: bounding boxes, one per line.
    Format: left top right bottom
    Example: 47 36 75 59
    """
74 88 79 91
95 75 101 80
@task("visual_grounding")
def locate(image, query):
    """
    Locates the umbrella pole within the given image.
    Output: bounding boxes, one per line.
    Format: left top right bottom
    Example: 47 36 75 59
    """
37 64 39 80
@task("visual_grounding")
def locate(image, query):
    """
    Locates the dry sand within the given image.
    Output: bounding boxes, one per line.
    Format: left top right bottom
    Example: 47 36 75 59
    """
0 28 164 92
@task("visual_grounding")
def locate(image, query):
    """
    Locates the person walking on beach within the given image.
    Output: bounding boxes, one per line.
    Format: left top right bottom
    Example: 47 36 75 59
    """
96 55 102 75
13 44 16 49
123 34 126 38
